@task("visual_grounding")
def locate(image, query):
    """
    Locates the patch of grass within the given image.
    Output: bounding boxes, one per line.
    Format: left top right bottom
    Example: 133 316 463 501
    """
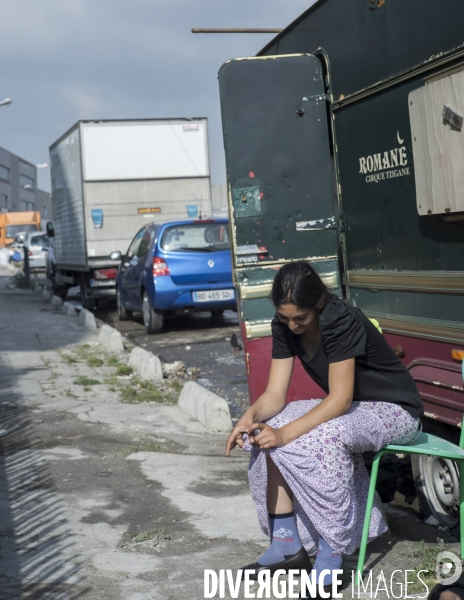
61 353 79 365
166 379 182 393
116 364 133 376
65 388 78 399
73 376 101 386
87 355 104 368
403 538 445 593
109 386 116 392
107 356 121 367
132 528 171 545
120 378 173 404
121 440 162 455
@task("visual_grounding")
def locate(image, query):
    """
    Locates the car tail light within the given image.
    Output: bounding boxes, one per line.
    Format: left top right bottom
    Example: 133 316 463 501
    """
93 268 118 280
152 256 170 277
28 250 33 257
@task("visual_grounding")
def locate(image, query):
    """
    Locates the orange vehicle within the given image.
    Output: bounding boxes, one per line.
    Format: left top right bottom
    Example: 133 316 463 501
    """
0 212 41 247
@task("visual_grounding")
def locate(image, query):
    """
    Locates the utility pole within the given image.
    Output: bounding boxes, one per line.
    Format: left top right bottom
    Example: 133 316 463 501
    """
192 28 282 34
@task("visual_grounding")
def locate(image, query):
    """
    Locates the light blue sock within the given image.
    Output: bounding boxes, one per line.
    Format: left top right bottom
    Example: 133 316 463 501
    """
257 512 302 566
309 537 343 587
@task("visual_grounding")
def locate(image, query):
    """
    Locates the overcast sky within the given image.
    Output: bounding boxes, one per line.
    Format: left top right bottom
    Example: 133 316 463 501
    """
0 0 315 192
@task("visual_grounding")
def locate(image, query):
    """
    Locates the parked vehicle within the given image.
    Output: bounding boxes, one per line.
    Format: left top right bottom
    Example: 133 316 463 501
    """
8 231 49 269
48 118 212 308
113 219 236 333
218 0 464 527
0 212 41 248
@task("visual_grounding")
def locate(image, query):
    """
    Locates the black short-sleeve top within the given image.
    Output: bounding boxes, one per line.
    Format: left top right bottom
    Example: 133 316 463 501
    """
271 295 423 419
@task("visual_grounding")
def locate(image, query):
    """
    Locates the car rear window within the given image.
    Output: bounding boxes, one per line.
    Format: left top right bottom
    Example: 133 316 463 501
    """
160 223 230 252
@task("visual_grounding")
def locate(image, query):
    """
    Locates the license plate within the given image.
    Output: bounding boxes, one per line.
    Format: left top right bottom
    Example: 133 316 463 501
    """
90 279 115 287
193 289 235 302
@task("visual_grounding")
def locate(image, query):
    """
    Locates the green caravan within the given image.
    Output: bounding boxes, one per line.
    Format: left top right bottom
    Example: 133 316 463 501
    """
218 0 464 529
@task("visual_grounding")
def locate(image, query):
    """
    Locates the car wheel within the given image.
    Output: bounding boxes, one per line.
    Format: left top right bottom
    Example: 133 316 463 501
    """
116 287 132 321
411 454 460 528
142 291 164 334
211 310 224 318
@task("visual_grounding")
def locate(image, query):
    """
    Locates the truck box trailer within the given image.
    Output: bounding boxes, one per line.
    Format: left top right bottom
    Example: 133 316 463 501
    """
219 0 464 528
48 118 212 307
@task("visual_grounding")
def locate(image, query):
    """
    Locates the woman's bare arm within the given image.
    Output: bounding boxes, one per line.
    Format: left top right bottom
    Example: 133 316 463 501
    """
225 357 294 455
249 358 355 449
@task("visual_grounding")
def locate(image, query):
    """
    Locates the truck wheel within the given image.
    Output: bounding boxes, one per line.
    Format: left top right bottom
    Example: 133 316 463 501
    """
80 281 95 311
117 288 132 321
142 291 164 334
411 454 460 528
52 284 69 299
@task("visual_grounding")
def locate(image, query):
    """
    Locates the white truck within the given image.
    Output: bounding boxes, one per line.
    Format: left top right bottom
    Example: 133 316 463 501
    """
47 118 212 308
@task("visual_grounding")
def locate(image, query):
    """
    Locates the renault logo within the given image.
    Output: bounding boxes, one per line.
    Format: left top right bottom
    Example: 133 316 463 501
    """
208 259 214 268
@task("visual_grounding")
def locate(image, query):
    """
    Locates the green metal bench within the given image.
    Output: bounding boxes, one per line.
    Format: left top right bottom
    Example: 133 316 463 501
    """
355 428 464 585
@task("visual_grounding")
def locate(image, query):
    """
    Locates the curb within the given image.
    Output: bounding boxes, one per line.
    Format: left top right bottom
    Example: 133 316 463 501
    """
98 324 125 353
178 381 232 432
41 289 53 303
77 308 97 330
128 346 163 383
61 302 78 317
51 295 63 309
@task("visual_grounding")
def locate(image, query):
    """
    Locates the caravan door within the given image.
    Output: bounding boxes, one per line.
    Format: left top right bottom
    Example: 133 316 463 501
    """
219 54 341 402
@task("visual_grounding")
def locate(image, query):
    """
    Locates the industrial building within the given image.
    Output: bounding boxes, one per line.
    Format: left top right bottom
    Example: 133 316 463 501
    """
0 145 52 220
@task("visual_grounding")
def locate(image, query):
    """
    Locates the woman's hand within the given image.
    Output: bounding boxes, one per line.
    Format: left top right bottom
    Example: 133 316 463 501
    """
247 422 286 449
225 413 255 456
225 357 294 456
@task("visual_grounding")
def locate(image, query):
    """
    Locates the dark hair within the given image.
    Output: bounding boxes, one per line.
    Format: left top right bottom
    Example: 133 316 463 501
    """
271 261 331 311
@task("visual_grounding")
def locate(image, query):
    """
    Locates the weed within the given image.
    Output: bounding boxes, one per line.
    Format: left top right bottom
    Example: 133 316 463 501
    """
167 379 182 393
83 386 91 392
116 364 133 376
73 376 101 386
120 378 173 404
62 353 79 365
109 386 116 392
121 440 162 454
65 388 78 399
404 538 445 592
107 356 121 367
132 528 171 545
87 355 104 367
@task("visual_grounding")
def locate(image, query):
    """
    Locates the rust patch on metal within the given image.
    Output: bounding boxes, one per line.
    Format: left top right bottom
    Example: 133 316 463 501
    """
424 411 439 420
394 345 406 359
367 0 386 12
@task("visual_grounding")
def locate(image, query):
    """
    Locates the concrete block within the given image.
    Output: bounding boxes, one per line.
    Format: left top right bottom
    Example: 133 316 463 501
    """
77 308 97 330
61 302 78 317
178 381 232 432
98 324 125 353
51 295 63 309
128 346 163 383
41 289 53 303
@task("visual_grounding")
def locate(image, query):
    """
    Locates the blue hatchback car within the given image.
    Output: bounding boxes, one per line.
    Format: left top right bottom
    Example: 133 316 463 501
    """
114 219 236 333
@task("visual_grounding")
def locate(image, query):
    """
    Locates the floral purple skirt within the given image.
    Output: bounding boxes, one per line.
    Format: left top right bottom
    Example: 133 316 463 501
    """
242 400 419 556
